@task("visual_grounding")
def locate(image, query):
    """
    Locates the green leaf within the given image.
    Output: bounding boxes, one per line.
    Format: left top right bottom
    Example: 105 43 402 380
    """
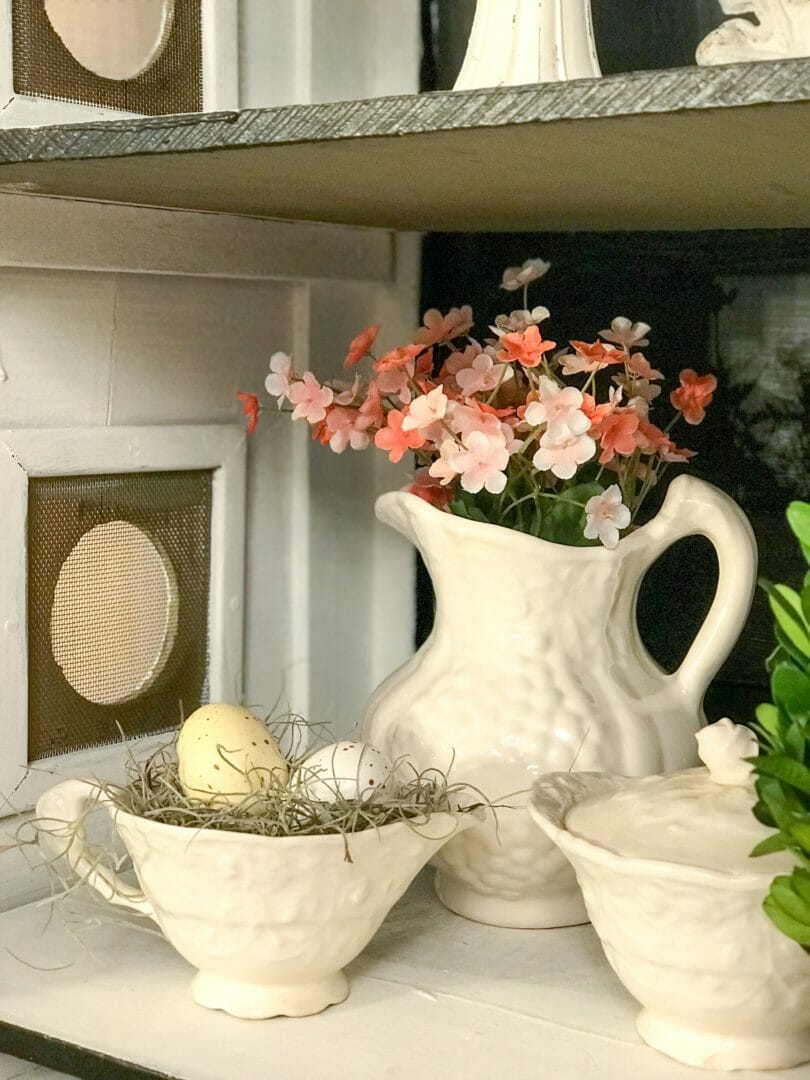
791 868 810 904
771 874 810 924
750 832 791 858
764 892 810 946
771 663 810 725
803 585 810 628
755 755 810 795
768 585 810 658
539 483 603 547
774 624 810 673
754 702 785 745
787 501 810 564
789 819 810 852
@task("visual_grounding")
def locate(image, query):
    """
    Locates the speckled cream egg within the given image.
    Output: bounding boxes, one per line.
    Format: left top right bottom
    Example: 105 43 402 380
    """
177 703 289 809
296 741 393 803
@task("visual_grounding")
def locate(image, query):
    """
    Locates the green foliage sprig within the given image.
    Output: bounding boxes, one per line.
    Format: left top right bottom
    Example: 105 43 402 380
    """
751 501 810 950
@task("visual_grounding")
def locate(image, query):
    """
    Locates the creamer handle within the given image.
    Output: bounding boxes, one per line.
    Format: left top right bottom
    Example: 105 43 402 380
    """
637 475 757 705
35 779 153 916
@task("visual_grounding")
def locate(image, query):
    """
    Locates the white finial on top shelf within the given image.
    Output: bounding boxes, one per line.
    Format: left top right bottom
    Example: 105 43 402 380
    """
696 1 810 65
696 718 759 786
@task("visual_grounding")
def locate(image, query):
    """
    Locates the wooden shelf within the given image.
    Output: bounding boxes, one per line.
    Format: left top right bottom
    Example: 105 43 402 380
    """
1 59 809 231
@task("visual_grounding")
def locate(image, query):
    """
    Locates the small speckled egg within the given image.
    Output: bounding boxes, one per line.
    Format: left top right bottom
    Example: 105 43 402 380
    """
176 703 289 808
296 741 392 803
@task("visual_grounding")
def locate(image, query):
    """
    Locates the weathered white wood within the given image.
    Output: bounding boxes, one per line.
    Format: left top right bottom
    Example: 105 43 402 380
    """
0 425 245 815
0 268 116 428
1 59 808 229
0 874 784 1079
0 194 395 282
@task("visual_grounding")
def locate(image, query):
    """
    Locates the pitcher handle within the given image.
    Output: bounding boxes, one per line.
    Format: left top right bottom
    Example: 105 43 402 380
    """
35 779 154 916
634 474 757 705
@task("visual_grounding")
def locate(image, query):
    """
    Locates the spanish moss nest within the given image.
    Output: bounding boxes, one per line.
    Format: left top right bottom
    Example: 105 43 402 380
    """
102 739 486 841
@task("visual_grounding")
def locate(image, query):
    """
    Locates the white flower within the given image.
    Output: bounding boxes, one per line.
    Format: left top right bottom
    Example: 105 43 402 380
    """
599 317 651 350
265 351 293 405
402 386 449 432
583 485 631 549
428 438 460 486
532 431 596 480
451 430 509 495
500 258 551 292
696 718 758 786
524 376 590 441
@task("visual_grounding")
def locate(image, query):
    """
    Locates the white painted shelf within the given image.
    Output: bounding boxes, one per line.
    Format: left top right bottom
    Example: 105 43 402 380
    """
0 60 809 231
0 873 789 1080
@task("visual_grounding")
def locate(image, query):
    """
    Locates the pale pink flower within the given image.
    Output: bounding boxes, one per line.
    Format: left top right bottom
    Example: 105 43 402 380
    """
501 258 551 292
448 401 503 440
357 380 385 428
287 372 334 424
413 306 474 347
500 421 522 455
265 351 293 405
491 306 550 335
428 438 461 486
599 317 651 350
402 386 449 432
443 342 482 376
332 374 363 405
325 407 372 453
524 376 590 440
452 430 509 495
456 351 514 396
376 362 414 405
584 485 631 549
532 431 596 480
623 377 661 404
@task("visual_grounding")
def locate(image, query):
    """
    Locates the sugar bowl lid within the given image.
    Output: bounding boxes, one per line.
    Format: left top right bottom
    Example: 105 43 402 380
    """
563 720 795 876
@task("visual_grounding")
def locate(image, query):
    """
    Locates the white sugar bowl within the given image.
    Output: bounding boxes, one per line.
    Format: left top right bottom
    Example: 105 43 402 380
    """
528 721 810 1072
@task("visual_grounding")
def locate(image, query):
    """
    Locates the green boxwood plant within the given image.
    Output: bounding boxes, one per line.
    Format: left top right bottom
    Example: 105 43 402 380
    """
751 501 810 950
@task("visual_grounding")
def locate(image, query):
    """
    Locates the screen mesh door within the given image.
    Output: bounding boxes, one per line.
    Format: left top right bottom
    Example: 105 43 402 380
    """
27 470 212 761
11 0 203 114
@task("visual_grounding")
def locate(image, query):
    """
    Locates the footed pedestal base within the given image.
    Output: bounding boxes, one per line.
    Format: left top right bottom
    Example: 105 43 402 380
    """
434 871 588 929
191 970 349 1019
637 1009 810 1072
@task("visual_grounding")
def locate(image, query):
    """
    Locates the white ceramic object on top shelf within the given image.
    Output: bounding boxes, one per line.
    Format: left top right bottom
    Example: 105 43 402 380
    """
362 474 757 929
454 0 601 90
529 721 810 1072
35 778 476 1020
696 1 810 65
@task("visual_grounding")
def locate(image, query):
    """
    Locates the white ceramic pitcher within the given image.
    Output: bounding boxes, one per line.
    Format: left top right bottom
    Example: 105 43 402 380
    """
362 474 757 928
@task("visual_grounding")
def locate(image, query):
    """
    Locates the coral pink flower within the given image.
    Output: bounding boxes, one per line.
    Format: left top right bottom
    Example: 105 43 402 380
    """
524 376 590 440
561 340 624 376
659 438 697 463
265 351 293 404
501 258 551 292
413 306 474 347
402 385 449 432
456 351 514 396
626 352 663 381
442 343 482 379
599 317 651 350
670 369 717 425
581 386 622 431
532 430 596 480
408 467 453 510
451 430 510 495
344 324 381 368
584 485 631 549
594 409 640 464
374 410 426 463
236 392 260 434
497 325 557 369
288 372 334 424
325 406 372 453
374 344 424 373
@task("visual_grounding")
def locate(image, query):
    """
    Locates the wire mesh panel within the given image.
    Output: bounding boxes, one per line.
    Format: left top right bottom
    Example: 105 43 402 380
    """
27 470 212 761
11 0 203 115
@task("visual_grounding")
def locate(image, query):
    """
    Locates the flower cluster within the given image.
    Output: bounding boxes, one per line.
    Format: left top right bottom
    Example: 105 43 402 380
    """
240 258 717 549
